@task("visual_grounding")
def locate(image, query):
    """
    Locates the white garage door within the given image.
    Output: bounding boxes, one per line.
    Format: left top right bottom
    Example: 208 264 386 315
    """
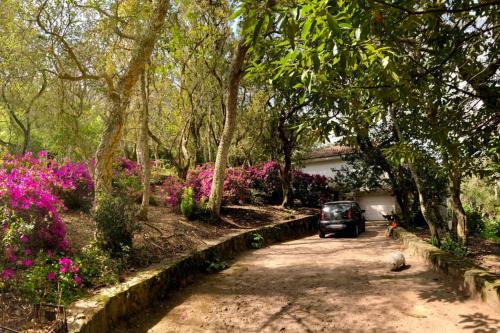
358 193 396 221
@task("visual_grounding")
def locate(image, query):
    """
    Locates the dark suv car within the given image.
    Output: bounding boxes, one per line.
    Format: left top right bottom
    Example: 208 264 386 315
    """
319 201 366 238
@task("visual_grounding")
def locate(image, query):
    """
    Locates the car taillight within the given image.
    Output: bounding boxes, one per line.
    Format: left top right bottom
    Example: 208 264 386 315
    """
344 209 352 219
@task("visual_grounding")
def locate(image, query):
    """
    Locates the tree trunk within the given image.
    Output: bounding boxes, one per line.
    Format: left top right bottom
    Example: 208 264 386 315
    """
93 0 170 204
355 132 415 224
22 124 30 155
278 118 293 208
448 170 467 245
94 100 125 200
138 72 151 220
406 162 442 243
280 148 293 208
389 106 442 244
208 41 249 218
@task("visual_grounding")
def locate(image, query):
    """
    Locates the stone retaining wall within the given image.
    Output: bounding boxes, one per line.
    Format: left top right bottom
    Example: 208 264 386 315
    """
67 215 318 333
394 227 500 313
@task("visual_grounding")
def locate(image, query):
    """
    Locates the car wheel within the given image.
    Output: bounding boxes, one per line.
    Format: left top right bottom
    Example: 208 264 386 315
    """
319 230 325 238
352 224 359 237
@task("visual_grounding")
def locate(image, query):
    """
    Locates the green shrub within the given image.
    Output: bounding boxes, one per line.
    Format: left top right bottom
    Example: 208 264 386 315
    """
481 219 500 242
249 232 264 249
464 205 484 235
180 187 197 220
206 260 228 273
78 243 119 287
439 235 469 257
94 195 137 257
19 253 82 305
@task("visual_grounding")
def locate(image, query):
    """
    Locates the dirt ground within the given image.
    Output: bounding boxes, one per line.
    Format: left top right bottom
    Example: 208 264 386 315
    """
115 225 500 333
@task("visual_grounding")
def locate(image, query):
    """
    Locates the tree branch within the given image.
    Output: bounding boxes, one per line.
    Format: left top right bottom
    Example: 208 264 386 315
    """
371 0 500 15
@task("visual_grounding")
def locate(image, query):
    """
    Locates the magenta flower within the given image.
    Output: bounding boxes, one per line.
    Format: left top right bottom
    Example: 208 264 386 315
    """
47 271 56 281
22 258 33 267
1 268 15 280
20 234 29 243
58 257 72 267
74 275 82 285
24 248 32 255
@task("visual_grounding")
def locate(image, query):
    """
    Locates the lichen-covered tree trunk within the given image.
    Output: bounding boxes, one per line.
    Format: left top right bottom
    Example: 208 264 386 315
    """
448 169 467 245
280 149 293 208
94 100 126 199
138 72 151 220
278 130 293 208
411 168 442 245
93 0 170 205
208 41 249 218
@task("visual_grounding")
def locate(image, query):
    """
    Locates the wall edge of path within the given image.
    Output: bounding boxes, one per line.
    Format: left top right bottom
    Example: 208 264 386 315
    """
394 227 500 314
67 214 319 333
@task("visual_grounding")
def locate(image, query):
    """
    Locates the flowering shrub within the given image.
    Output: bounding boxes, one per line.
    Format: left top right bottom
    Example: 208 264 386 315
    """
0 151 91 303
185 163 215 203
115 157 141 177
0 153 69 253
162 161 332 210
161 176 184 210
163 163 253 210
19 253 83 303
246 161 283 204
112 157 142 195
292 171 332 207
223 167 252 204
54 161 94 210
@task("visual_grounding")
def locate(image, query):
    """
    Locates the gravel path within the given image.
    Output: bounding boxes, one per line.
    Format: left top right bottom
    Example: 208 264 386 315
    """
116 225 500 333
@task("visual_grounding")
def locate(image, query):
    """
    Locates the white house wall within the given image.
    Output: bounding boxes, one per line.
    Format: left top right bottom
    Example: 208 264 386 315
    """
357 193 397 221
300 156 398 221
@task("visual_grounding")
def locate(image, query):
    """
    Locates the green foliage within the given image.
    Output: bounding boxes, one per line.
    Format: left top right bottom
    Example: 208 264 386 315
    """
94 195 138 258
204 252 228 273
464 205 484 236
180 187 197 220
18 253 82 305
481 220 500 243
249 232 264 249
438 235 469 258
205 260 228 273
462 176 499 220
78 243 119 287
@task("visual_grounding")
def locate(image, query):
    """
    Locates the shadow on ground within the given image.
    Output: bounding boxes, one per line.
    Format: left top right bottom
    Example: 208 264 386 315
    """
115 225 500 333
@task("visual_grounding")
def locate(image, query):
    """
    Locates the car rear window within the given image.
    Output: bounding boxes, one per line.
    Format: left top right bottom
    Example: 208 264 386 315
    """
324 203 352 219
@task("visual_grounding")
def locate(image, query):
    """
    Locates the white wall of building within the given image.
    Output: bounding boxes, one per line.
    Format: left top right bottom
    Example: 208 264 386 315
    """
301 156 398 221
357 192 397 221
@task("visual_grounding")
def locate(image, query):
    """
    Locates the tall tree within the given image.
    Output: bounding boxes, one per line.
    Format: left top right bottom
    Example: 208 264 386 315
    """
34 0 171 204
208 40 249 217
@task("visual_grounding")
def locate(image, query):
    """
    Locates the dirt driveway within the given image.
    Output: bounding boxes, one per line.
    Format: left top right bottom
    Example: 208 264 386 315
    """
116 225 500 333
